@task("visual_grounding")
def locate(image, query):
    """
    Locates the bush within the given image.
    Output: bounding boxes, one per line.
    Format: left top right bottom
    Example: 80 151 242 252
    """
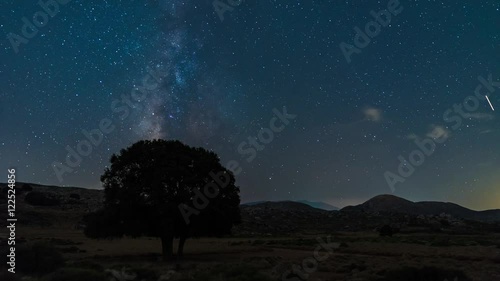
378 225 394 237
17 242 64 275
373 266 472 281
43 268 108 281
430 237 451 247
25 191 60 206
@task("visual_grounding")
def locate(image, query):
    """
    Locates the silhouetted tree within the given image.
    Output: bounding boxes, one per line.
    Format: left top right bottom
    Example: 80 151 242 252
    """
83 140 241 259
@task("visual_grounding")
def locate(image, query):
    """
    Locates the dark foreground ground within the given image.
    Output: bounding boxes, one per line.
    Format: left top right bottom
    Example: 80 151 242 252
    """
2 226 500 280
1 184 500 280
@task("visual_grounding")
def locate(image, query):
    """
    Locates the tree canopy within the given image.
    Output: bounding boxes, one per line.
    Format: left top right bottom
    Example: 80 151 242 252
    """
84 139 241 258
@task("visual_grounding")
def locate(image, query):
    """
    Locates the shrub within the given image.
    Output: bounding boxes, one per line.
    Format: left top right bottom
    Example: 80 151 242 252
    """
25 191 60 206
43 268 108 281
373 266 472 281
17 242 64 275
430 237 451 247
439 219 450 227
378 225 394 237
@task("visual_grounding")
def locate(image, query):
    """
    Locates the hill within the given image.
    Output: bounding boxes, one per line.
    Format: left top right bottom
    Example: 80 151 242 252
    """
341 194 500 222
296 200 339 211
1 183 500 236
242 200 338 211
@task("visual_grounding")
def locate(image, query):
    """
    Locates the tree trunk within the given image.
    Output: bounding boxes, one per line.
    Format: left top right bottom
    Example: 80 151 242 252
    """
161 236 173 259
177 236 187 258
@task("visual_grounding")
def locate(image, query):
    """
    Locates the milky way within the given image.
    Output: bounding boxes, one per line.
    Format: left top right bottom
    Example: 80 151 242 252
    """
1 0 500 209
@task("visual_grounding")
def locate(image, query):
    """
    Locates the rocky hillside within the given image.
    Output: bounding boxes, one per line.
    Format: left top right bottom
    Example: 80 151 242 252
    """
235 201 337 235
0 182 103 228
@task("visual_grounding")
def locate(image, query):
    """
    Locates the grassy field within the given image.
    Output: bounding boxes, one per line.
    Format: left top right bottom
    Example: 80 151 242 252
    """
1 188 499 280
5 226 500 281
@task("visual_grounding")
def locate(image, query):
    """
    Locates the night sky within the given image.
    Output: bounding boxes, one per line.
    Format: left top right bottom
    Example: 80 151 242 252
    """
1 0 499 209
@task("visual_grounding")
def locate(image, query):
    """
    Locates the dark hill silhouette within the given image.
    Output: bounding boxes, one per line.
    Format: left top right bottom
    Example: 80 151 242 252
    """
242 200 338 211
2 183 500 236
242 200 327 212
296 200 339 211
341 194 500 222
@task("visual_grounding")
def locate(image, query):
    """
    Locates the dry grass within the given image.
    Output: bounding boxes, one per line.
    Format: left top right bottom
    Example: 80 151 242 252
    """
2 227 498 280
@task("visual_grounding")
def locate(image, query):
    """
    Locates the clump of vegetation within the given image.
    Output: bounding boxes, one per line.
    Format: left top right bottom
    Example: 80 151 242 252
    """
43 268 108 281
373 266 472 281
25 191 60 206
378 225 395 237
17 241 64 275
429 236 451 247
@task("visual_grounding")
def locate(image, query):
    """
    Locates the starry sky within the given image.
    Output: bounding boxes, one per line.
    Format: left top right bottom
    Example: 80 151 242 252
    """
1 0 499 210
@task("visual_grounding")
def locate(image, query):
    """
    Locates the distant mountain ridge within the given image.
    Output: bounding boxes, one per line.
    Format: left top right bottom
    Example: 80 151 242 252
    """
341 194 500 222
242 200 338 211
296 200 339 211
2 183 500 236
